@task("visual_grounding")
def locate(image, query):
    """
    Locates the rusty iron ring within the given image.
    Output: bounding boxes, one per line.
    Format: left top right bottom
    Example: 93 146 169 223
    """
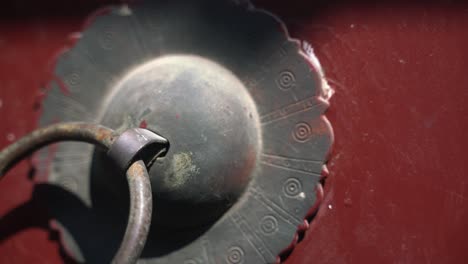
0 122 168 264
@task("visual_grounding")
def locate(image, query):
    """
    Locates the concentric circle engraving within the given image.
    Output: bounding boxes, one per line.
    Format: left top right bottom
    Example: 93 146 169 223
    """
276 70 296 90
65 73 80 88
283 178 302 198
99 31 115 50
227 246 244 264
260 215 278 235
292 122 312 143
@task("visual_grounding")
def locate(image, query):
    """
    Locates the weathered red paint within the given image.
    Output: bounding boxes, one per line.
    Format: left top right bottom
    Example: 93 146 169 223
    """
266 2 468 263
1 1 468 263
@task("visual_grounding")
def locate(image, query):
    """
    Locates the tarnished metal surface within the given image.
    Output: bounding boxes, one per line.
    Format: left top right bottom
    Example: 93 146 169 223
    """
114 160 153 264
39 0 333 263
107 128 169 173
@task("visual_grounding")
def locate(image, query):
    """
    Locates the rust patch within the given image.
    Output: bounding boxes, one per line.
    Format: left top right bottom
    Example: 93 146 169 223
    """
127 161 146 178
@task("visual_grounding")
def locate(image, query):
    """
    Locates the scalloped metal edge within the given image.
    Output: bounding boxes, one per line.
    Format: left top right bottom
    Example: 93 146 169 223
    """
39 1 335 263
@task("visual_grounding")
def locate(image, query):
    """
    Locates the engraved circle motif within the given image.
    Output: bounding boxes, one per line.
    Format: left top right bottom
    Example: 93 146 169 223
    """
260 215 278 235
283 178 302 198
227 246 244 264
65 73 80 90
99 31 115 50
276 70 296 90
292 122 313 143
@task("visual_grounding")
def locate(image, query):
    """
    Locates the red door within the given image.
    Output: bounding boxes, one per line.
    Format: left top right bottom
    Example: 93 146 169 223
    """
1 1 467 263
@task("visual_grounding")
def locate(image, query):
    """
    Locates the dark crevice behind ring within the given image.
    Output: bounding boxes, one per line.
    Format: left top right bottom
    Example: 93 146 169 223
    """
0 122 169 264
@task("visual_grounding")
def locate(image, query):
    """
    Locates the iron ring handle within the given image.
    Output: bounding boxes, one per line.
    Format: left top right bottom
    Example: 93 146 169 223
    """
0 122 169 264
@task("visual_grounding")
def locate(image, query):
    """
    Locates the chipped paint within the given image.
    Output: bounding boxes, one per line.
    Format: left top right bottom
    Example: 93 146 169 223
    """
6 133 15 142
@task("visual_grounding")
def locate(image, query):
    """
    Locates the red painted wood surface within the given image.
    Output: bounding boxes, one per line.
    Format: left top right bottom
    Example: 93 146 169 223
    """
1 1 468 263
